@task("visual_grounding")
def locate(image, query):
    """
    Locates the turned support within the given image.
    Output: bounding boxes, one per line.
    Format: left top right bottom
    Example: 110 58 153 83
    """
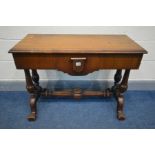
119 69 130 94
24 69 36 93
32 69 39 86
114 69 122 86
32 69 43 91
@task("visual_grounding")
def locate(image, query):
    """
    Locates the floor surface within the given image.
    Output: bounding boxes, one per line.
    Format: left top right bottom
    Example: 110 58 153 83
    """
0 90 155 129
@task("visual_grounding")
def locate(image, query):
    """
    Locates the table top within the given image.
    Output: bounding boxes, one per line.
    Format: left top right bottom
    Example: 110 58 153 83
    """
9 34 147 54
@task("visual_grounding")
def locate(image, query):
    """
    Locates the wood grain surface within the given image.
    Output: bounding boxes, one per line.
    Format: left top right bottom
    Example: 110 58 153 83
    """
13 53 142 72
9 34 147 54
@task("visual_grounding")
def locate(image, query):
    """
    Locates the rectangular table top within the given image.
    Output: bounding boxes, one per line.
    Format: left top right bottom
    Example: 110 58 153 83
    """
9 34 147 54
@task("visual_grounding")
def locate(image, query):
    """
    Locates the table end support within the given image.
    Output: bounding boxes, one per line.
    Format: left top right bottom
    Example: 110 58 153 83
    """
112 69 130 121
24 69 43 121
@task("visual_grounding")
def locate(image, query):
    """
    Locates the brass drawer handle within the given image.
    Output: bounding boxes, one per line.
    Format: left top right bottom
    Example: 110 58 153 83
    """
70 57 87 60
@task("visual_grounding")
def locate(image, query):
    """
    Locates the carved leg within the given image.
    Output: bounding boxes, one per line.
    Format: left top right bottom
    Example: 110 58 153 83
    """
24 69 36 93
24 69 41 121
32 69 45 92
112 69 130 120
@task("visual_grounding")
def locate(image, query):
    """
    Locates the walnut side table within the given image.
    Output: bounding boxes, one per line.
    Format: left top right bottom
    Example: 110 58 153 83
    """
9 34 147 121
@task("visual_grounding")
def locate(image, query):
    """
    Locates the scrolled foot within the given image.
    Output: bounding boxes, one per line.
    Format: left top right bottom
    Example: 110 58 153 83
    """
117 110 125 120
115 95 126 121
27 94 39 121
27 112 36 121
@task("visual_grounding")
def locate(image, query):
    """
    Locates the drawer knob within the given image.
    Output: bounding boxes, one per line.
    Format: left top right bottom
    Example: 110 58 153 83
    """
75 61 82 67
70 57 87 73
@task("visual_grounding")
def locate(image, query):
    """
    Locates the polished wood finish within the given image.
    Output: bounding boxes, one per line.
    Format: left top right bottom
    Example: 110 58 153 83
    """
112 70 130 120
9 34 147 121
12 53 142 74
9 34 147 54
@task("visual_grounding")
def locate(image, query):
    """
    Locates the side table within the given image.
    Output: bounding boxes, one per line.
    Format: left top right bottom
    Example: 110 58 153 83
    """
9 34 147 121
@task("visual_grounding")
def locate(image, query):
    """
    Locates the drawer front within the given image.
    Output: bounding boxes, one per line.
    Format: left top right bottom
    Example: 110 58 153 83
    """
13 53 143 75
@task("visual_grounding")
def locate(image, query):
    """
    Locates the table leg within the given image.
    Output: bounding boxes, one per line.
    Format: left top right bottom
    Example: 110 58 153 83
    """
112 69 130 120
32 69 39 86
24 69 41 121
114 69 122 86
